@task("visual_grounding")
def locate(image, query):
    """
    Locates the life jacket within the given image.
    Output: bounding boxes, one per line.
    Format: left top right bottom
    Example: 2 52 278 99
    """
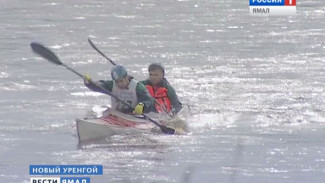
145 85 172 113
111 79 138 112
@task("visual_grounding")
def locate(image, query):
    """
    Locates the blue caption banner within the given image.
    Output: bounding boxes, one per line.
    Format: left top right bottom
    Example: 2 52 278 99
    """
250 0 285 6
61 177 91 183
30 165 103 175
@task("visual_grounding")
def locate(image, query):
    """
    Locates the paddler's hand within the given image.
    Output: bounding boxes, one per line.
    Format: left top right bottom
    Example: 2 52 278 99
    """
83 73 92 84
133 103 144 115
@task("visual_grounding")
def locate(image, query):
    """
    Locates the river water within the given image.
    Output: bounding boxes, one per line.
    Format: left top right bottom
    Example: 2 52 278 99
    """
1 0 325 182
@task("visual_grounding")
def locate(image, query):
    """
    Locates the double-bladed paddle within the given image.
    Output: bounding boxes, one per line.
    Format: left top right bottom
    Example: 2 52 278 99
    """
30 42 175 134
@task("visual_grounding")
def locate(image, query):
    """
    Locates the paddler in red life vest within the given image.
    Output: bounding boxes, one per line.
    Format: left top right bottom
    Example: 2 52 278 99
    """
140 63 182 115
83 65 155 115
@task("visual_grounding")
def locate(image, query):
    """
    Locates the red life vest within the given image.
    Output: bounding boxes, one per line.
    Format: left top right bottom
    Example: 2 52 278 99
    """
146 85 172 113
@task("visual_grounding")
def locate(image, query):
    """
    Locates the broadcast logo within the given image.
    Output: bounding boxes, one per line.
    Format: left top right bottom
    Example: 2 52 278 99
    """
250 0 296 16
29 165 103 183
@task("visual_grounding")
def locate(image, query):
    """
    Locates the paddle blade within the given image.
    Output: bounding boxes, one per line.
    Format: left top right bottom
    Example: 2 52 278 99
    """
30 42 62 65
160 125 175 134
87 38 116 65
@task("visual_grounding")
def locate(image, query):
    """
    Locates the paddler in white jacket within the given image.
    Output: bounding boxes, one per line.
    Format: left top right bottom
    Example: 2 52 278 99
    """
83 65 155 115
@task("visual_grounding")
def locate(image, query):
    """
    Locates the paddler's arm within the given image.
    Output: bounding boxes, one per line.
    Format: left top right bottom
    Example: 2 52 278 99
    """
136 82 155 113
164 79 182 114
84 78 113 95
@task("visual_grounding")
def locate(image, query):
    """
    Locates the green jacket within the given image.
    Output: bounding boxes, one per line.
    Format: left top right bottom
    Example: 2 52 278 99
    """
85 77 155 113
140 78 182 114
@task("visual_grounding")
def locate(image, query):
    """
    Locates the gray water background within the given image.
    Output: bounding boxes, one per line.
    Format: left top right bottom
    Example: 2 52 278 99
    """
0 0 325 182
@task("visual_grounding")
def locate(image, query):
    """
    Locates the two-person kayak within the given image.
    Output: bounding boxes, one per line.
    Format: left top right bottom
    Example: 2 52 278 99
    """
76 107 189 143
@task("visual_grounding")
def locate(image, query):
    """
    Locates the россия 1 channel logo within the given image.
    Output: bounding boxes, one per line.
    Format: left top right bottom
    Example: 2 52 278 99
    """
250 0 296 16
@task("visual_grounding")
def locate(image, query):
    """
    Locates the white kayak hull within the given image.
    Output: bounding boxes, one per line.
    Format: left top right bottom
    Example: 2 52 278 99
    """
76 109 156 142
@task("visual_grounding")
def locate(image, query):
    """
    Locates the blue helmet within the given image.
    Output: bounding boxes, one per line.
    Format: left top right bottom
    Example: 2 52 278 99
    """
111 65 127 80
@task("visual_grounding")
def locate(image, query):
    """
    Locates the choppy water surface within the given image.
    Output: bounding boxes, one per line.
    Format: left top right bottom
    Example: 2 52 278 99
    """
0 0 325 182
